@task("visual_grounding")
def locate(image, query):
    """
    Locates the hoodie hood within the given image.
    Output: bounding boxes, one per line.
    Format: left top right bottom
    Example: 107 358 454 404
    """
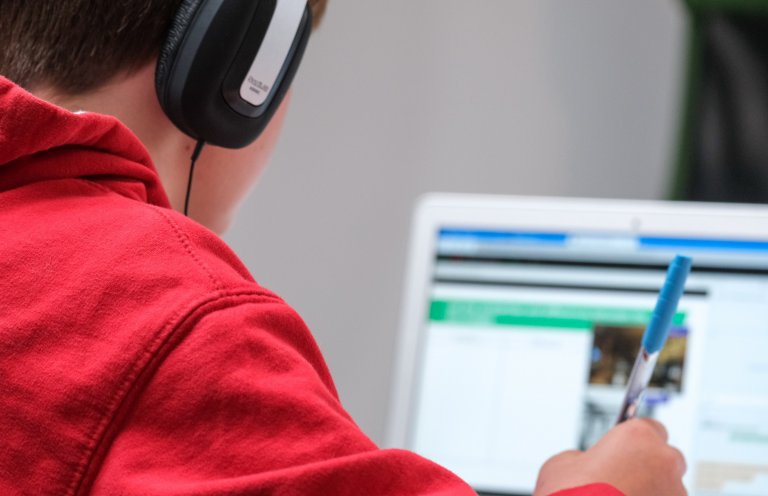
0 77 170 207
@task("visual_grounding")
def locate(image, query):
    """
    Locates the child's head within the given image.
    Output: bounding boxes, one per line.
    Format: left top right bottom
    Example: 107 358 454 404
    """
0 0 328 233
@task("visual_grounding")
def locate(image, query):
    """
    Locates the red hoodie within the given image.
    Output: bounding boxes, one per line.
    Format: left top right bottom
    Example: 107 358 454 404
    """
0 77 623 496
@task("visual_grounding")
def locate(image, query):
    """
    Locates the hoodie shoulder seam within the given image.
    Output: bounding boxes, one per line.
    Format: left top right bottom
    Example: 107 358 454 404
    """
77 179 223 292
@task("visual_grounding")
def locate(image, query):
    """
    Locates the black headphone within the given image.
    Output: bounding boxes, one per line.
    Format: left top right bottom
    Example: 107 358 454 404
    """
156 0 312 149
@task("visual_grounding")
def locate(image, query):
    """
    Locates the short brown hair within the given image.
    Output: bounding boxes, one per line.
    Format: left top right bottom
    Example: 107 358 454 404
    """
0 0 328 95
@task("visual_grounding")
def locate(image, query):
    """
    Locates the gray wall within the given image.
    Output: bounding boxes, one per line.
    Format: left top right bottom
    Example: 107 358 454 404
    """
225 0 686 444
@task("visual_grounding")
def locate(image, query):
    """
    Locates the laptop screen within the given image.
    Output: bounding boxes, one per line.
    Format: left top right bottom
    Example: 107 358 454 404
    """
407 227 768 495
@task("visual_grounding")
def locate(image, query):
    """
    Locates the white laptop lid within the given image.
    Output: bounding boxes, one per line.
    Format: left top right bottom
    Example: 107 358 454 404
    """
388 194 768 496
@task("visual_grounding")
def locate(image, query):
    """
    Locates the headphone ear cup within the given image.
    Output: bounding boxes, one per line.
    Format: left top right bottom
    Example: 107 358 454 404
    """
155 0 312 148
156 0 205 110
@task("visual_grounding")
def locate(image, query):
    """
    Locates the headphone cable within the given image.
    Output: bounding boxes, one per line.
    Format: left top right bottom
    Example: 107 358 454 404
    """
184 140 206 216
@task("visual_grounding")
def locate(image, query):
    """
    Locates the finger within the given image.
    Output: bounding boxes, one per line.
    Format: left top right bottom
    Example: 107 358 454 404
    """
541 449 581 467
554 449 582 460
635 417 669 441
669 446 687 475
674 480 688 496
538 449 582 476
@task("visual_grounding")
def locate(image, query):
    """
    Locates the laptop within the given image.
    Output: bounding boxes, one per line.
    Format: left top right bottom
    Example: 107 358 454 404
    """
387 194 768 496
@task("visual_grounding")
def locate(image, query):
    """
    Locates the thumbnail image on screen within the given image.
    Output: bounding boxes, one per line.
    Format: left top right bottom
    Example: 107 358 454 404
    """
580 323 688 449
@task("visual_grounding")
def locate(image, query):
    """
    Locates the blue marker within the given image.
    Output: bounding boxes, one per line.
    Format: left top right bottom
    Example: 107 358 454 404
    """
616 255 693 424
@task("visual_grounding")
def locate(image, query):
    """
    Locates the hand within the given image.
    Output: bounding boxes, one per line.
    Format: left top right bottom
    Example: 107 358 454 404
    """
534 418 687 496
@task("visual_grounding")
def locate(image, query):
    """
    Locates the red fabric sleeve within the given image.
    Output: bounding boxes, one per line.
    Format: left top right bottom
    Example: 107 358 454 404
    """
551 483 624 495
91 297 476 495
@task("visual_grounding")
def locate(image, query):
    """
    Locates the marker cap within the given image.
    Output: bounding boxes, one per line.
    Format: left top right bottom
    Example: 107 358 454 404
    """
642 255 693 354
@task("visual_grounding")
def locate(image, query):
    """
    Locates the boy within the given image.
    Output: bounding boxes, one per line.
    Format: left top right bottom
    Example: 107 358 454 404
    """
0 1 686 494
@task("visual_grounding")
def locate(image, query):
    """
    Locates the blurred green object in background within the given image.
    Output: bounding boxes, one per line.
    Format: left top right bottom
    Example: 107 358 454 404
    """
672 0 768 202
